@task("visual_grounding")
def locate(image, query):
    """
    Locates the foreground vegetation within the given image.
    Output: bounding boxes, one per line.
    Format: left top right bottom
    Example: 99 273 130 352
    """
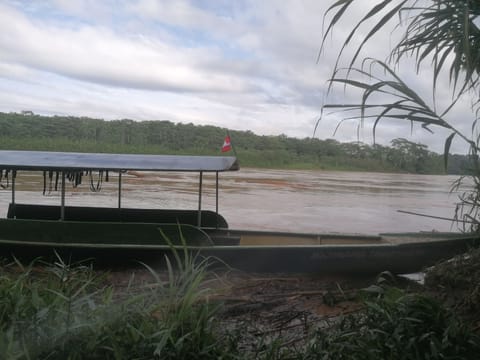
0 112 472 174
1 248 479 359
0 250 239 360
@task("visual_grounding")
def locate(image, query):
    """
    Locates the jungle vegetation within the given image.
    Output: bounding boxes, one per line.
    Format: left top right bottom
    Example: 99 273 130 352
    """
1 250 479 359
0 111 470 174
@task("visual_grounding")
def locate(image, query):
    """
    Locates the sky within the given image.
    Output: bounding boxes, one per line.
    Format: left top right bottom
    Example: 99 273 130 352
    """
0 0 476 153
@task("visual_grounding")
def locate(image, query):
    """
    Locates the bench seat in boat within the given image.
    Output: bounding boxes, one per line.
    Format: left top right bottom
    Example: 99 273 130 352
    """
7 203 228 228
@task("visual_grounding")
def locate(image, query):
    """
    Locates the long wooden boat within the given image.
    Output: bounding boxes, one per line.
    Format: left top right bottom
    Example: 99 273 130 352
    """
0 150 478 274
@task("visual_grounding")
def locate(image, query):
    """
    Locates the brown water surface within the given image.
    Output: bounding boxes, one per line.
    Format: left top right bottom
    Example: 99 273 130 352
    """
0 168 463 234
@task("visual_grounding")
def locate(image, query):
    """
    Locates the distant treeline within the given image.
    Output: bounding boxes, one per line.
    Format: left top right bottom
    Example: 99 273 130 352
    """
0 112 472 174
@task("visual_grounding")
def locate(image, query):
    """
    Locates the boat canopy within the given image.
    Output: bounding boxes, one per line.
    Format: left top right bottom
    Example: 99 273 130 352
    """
0 150 239 172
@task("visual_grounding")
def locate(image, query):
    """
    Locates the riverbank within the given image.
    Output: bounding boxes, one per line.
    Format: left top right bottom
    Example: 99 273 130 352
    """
1 247 479 358
105 252 480 357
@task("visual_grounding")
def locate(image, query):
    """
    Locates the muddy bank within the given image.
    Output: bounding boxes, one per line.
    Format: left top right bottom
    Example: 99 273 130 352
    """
104 266 378 351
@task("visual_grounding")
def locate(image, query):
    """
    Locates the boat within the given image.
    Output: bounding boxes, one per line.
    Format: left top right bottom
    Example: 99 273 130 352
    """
0 149 478 274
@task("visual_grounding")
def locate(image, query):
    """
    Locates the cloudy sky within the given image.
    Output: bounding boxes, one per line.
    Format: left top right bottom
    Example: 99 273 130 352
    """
0 0 475 153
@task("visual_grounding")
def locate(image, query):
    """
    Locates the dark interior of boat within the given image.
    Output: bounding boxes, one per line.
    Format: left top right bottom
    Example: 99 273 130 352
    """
7 203 228 228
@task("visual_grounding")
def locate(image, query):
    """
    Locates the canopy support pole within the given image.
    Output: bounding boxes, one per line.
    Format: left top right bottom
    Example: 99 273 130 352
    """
118 171 122 209
60 171 65 220
197 171 203 227
11 170 16 219
215 172 219 228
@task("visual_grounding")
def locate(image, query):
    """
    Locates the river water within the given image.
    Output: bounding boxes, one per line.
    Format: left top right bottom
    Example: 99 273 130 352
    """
0 169 466 235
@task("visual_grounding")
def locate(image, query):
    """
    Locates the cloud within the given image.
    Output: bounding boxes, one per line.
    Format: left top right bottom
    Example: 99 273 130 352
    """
0 3 254 94
130 0 236 32
0 0 475 154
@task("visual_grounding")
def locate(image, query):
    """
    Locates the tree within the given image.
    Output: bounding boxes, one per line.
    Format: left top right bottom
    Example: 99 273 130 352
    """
389 138 429 173
321 0 480 230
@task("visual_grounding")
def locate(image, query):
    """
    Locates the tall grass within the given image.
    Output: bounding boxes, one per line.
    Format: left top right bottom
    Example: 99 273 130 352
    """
302 278 480 360
425 247 480 322
0 250 239 360
2 248 480 359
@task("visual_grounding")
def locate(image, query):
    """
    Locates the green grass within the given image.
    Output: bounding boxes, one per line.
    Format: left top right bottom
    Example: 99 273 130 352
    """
425 247 480 322
1 249 480 359
302 274 480 360
0 251 239 360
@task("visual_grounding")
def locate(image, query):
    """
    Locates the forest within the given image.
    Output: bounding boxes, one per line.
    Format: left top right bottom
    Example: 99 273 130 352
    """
0 112 471 174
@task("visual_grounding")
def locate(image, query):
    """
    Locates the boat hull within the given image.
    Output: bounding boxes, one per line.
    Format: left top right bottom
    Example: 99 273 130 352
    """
198 237 479 273
0 229 477 274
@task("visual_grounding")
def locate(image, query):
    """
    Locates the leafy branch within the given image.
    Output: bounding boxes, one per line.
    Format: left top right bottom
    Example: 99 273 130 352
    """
323 59 478 167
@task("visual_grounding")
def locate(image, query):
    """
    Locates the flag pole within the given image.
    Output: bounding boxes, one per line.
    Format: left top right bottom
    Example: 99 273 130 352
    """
226 129 238 158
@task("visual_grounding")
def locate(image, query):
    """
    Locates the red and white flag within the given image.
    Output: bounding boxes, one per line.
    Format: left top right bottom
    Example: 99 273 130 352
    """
221 135 232 152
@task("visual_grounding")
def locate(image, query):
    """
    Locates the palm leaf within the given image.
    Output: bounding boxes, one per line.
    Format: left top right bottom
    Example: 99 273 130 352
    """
319 0 354 59
324 59 480 150
348 1 408 71
321 0 480 232
444 132 456 169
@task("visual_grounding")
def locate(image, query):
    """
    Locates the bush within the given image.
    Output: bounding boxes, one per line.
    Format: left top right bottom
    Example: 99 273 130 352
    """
0 252 239 360
302 287 480 359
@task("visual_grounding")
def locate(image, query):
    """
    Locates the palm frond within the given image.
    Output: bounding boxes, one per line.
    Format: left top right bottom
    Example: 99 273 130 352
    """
321 0 480 102
321 0 480 232
396 1 480 96
324 59 477 150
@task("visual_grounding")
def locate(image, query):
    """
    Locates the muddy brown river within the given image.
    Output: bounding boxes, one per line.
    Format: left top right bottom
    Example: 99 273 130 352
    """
0 168 466 234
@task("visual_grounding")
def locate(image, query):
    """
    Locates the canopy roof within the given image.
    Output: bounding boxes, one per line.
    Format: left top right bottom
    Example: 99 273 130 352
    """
0 150 239 172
